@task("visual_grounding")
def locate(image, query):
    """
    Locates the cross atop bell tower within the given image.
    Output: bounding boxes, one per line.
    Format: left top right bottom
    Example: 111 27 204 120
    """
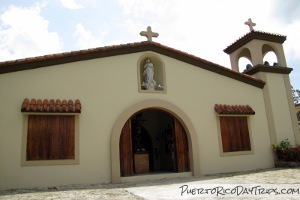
244 18 256 31
140 26 159 42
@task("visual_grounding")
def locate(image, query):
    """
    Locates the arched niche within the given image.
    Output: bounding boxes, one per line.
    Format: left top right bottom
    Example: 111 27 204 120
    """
138 53 166 93
262 44 278 66
237 48 253 72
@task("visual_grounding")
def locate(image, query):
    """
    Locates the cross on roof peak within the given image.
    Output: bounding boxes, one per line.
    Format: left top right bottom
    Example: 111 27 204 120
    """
244 18 256 31
140 26 159 42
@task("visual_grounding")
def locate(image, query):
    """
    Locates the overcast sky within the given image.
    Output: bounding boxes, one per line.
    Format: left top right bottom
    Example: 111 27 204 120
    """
0 0 299 89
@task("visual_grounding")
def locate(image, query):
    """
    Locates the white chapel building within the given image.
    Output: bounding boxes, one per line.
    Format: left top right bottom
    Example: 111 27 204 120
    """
0 22 299 190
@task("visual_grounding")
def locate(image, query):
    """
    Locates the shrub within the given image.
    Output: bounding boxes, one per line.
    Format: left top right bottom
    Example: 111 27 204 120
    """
272 139 300 162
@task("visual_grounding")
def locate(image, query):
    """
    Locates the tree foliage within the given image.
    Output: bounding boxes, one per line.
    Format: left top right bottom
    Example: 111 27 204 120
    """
292 86 300 104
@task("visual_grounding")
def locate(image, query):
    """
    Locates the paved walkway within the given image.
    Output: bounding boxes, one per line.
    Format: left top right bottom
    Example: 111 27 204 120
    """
1 168 300 199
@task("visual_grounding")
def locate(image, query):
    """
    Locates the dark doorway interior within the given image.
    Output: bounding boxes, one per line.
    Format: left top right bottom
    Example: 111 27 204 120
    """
131 110 174 172
119 109 190 176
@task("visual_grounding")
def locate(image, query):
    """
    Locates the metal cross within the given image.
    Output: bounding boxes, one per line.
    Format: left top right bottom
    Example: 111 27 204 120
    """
244 18 256 31
140 26 159 42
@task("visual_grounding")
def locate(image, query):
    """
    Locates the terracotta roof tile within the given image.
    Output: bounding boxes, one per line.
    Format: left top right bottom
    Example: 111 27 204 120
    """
215 104 255 115
224 30 286 54
0 41 265 89
21 98 81 113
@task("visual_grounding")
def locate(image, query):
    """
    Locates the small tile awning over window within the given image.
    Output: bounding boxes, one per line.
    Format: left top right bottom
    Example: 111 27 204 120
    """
21 98 81 113
214 104 255 115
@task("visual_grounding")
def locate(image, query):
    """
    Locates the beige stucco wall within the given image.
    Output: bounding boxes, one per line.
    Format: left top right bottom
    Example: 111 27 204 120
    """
253 72 299 145
0 52 276 190
266 73 299 144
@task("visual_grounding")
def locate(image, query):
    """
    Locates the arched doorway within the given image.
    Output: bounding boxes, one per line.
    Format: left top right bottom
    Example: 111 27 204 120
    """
119 109 190 177
111 99 200 183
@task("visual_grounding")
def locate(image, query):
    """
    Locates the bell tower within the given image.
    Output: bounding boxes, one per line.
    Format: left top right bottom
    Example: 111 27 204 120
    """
224 18 287 72
224 19 299 146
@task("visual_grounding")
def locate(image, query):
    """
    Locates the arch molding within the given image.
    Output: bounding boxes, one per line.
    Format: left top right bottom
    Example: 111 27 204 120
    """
111 99 200 183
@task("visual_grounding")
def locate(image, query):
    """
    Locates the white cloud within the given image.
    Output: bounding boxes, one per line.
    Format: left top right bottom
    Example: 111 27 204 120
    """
0 3 63 61
271 0 300 23
117 0 276 67
73 23 106 49
282 20 300 61
59 0 83 10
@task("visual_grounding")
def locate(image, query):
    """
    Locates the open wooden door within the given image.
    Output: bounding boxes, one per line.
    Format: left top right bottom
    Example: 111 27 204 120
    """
174 117 190 172
119 119 134 176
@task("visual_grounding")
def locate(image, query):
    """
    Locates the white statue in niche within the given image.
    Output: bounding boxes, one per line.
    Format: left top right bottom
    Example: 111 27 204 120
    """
142 58 156 90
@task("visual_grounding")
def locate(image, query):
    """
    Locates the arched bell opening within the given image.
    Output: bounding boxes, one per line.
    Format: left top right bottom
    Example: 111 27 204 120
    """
238 57 253 72
237 48 253 72
262 44 279 67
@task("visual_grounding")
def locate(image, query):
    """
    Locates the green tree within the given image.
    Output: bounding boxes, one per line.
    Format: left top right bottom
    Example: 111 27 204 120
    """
292 86 300 104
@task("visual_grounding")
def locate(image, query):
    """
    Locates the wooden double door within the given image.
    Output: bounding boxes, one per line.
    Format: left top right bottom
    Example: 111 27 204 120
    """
119 112 190 177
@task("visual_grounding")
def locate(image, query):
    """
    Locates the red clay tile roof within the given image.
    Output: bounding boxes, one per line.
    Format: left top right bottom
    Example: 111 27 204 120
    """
215 104 255 115
224 30 286 54
0 41 265 88
21 98 81 113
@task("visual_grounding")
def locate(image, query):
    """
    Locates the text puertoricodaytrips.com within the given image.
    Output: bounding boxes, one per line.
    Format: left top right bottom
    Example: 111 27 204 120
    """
179 185 300 197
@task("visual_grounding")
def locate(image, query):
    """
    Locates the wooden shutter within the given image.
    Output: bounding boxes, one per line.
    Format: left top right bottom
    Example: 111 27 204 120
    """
238 117 251 151
27 115 48 160
220 116 251 152
57 115 75 159
173 118 190 172
220 116 231 152
27 115 75 160
119 119 134 176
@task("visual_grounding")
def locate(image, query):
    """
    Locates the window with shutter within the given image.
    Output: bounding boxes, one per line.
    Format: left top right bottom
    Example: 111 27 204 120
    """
219 116 251 152
27 115 75 160
214 104 254 155
21 98 80 165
